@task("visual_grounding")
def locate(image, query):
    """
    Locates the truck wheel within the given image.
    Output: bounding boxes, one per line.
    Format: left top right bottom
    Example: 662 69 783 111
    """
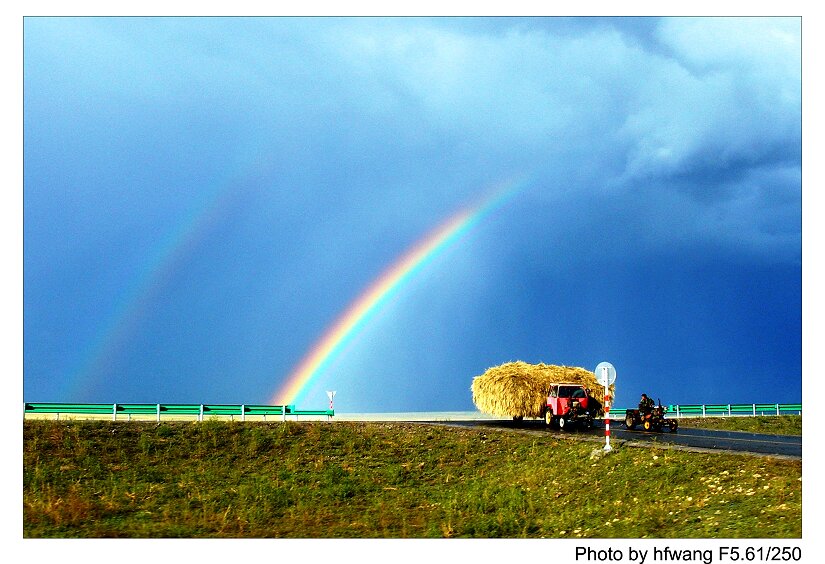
625 413 636 429
643 420 652 431
669 420 678 432
558 416 568 430
545 410 554 427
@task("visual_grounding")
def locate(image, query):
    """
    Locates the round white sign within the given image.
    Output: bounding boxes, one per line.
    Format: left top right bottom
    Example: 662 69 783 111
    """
595 362 616 386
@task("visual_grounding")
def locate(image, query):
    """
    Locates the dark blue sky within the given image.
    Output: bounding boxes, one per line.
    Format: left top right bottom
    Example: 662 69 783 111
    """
23 16 801 412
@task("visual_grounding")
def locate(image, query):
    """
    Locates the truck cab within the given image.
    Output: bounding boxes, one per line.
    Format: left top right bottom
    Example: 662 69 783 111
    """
545 383 594 430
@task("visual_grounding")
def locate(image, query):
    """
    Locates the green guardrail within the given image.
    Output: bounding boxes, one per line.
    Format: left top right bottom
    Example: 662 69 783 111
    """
610 403 801 417
23 402 334 422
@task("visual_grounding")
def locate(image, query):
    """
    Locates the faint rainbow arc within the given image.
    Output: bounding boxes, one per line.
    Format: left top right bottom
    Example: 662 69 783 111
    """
64 188 238 400
63 157 271 401
272 176 528 406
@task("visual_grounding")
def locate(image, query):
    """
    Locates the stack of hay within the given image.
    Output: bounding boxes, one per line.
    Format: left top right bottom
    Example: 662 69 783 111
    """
470 361 613 419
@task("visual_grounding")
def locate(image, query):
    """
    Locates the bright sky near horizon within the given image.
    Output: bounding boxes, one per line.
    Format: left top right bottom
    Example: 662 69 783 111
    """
23 16 801 412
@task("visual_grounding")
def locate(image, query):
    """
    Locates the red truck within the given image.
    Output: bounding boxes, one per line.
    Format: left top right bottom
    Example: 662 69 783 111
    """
544 383 596 430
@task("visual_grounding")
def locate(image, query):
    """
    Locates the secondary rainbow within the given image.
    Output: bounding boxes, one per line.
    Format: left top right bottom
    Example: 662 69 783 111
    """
64 160 269 401
272 176 527 406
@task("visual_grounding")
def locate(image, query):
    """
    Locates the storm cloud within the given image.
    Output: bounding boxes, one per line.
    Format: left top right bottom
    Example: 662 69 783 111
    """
24 17 801 411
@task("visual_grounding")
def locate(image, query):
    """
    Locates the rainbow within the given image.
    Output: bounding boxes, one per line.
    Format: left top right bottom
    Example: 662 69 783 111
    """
272 176 528 406
63 162 263 400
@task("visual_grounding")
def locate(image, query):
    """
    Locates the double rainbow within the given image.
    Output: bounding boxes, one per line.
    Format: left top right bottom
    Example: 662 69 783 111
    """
272 176 528 406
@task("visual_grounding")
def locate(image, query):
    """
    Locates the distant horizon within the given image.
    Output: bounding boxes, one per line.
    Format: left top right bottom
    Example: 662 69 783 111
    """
22 398 802 412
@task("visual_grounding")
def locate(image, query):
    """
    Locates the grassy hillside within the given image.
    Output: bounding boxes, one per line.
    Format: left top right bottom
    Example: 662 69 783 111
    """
23 419 801 538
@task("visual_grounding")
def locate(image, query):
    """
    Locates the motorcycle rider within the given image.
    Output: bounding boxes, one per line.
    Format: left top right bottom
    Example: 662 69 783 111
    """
639 393 654 414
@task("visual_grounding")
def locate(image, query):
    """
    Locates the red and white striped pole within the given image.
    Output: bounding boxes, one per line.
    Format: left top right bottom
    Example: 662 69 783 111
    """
603 387 612 452
595 362 616 452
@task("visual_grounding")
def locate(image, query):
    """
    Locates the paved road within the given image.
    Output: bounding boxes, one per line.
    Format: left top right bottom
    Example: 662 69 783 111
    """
433 419 801 458
610 425 801 458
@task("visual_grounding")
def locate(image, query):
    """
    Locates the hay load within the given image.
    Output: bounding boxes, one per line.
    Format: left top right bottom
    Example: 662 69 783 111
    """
470 361 612 419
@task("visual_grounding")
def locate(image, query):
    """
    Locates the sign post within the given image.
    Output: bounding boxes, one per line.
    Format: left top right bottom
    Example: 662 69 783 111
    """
326 391 336 421
595 362 617 452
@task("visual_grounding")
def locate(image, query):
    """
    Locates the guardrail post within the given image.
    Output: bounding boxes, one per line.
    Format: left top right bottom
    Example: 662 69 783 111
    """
199 404 204 422
753 404 756 416
241 404 245 422
282 405 286 422
702 404 706 417
113 403 117 422
728 404 731 417
157 404 161 423
776 403 780 416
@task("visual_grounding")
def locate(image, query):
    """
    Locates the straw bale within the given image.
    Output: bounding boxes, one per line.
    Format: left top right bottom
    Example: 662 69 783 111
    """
471 361 613 419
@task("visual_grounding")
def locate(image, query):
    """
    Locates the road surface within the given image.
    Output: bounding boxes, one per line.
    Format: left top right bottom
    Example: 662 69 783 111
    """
442 418 802 458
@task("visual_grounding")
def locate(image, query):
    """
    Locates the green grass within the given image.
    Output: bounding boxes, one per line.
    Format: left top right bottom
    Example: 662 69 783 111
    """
23 419 801 538
675 415 801 435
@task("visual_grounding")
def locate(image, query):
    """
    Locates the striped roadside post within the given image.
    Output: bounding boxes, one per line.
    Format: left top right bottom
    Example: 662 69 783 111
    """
604 392 612 452
326 391 336 422
595 362 617 453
